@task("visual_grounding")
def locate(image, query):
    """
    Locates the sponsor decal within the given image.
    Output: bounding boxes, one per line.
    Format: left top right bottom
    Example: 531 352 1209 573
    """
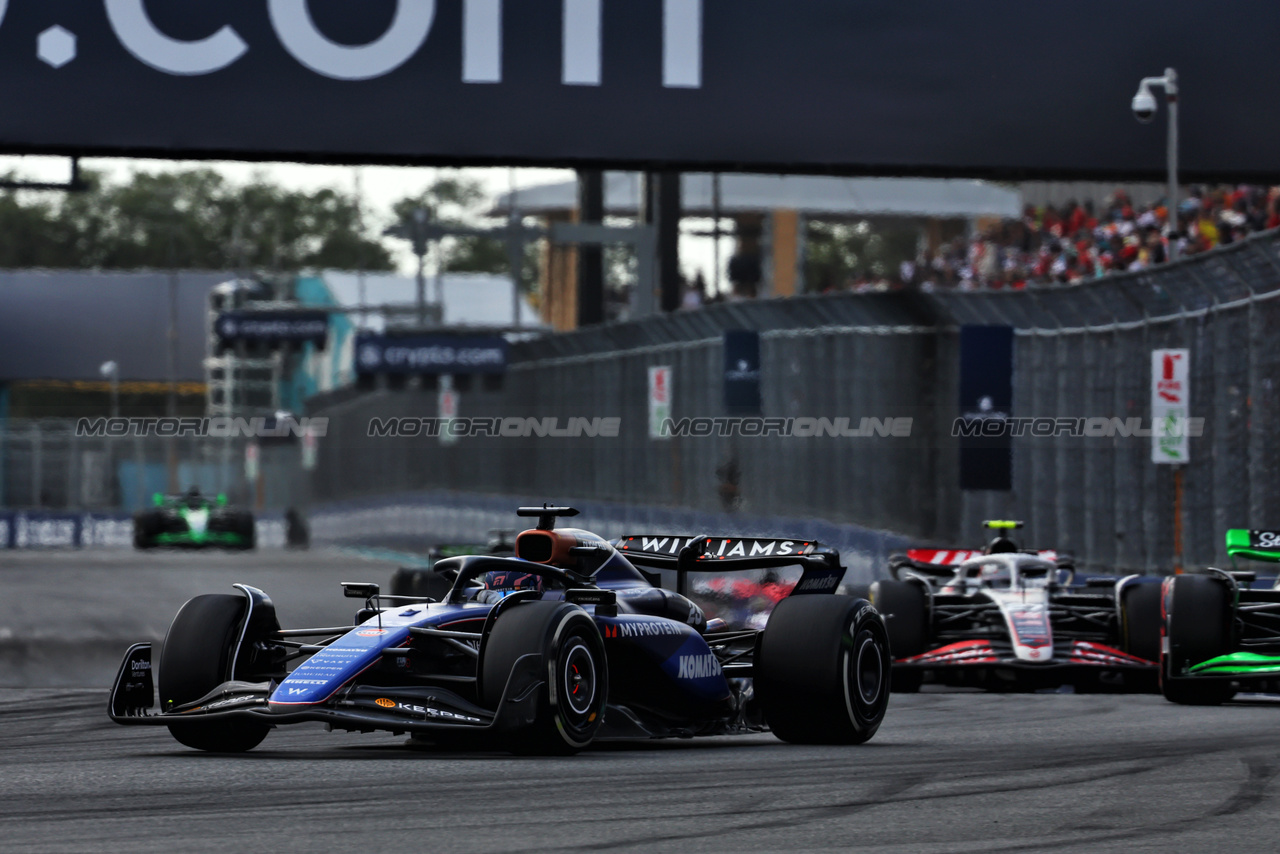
375 698 395 708
677 653 722 679
201 696 256 711
130 659 151 672
795 575 839 592
1252 531 1280 550
215 310 327 344
356 629 388 637
355 334 508 375
624 536 807 559
1008 606 1051 649
282 679 330 685
285 687 310 696
391 701 481 724
618 619 684 638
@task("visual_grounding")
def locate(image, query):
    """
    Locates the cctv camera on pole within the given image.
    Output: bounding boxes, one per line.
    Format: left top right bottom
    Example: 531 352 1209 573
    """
1131 68 1179 259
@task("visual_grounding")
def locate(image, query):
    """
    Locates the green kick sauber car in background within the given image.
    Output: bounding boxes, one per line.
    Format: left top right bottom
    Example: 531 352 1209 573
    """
132 487 255 550
1161 528 1280 704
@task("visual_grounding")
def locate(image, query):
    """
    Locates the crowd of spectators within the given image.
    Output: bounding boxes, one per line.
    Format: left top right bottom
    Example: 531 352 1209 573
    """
906 185 1280 291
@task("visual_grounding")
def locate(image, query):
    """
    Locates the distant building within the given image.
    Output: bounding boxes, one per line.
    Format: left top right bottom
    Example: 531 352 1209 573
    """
0 270 230 419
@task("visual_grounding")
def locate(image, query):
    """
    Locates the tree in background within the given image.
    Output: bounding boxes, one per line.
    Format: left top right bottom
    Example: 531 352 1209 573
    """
390 172 540 284
804 219 920 292
0 168 394 271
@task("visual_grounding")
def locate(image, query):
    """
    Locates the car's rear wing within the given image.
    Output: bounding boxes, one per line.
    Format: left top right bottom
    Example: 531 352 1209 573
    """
612 535 845 597
891 548 1068 579
1226 529 1280 564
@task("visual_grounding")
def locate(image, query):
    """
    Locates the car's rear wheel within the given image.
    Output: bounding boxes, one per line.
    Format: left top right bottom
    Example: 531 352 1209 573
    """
159 594 270 752
480 600 607 755
871 580 927 692
234 514 256 550
133 514 157 550
1161 575 1236 706
756 595 890 745
1121 580 1163 663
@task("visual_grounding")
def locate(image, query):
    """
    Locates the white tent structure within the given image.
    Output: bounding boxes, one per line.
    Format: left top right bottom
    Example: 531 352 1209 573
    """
493 173 1021 326
494 173 1021 219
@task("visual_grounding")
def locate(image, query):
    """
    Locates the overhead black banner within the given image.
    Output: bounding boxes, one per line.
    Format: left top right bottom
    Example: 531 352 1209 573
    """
958 326 1014 492
0 2 1275 180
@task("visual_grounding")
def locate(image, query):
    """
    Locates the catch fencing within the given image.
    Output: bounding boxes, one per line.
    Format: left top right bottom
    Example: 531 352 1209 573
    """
0 419 308 514
308 230 1280 574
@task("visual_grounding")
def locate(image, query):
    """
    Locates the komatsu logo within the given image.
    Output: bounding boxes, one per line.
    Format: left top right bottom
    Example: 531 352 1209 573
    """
677 653 721 679
796 575 838 591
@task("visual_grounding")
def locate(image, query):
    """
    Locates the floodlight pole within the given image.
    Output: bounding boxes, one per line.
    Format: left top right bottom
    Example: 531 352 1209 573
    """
1135 68 1179 260
1164 68 1179 261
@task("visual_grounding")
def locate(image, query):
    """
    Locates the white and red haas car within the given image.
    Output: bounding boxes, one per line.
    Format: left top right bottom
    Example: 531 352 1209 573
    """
862 521 1163 693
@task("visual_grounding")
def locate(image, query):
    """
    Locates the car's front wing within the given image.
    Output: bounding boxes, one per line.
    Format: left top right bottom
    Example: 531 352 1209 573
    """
897 639 1156 671
108 643 543 736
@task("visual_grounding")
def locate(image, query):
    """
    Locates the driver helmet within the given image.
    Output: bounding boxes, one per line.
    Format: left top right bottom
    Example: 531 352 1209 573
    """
984 536 1018 554
481 570 543 595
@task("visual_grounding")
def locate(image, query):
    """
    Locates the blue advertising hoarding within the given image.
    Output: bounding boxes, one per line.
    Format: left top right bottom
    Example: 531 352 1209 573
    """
354 334 508 375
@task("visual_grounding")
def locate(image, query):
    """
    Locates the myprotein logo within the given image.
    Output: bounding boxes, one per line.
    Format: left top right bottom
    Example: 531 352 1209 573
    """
27 1 704 88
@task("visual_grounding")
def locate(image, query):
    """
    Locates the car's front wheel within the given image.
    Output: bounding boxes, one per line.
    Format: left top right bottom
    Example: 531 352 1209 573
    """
481 600 607 755
159 594 270 752
756 595 891 745
1161 575 1236 706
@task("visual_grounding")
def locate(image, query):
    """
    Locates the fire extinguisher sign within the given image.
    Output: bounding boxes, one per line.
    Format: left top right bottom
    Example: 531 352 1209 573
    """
1151 349 1190 464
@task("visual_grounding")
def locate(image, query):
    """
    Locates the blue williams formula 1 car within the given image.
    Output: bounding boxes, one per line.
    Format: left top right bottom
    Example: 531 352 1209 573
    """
109 506 891 754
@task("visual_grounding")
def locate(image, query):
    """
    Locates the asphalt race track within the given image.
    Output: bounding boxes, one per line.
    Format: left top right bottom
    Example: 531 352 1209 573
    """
2 551 1279 853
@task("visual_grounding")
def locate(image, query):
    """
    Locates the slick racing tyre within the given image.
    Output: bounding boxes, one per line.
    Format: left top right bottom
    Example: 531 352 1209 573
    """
234 514 256 551
481 600 607 755
756 595 890 745
1120 580 1162 664
133 514 157 550
870 580 927 693
1161 575 1236 706
159 594 270 752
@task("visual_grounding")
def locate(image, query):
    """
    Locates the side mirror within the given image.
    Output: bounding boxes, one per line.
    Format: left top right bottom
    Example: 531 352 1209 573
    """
342 582 380 600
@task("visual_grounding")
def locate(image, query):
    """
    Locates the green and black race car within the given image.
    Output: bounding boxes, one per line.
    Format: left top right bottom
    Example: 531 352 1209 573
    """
1160 528 1280 704
133 488 255 550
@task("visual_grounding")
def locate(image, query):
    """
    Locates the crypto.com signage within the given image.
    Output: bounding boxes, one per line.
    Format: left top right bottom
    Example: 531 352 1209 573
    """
1 1 1277 179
